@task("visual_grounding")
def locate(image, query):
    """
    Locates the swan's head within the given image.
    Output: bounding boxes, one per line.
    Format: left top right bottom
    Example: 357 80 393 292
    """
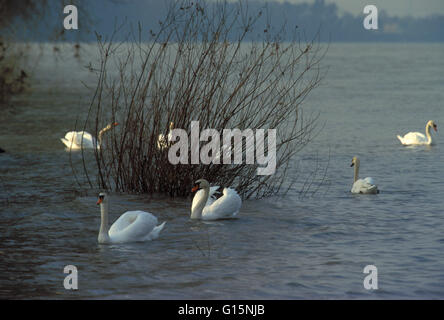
350 156 360 167
192 179 209 192
427 120 437 132
104 122 119 130
96 192 108 205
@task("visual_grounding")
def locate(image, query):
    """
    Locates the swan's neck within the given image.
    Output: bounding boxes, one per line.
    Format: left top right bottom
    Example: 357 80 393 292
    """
425 123 432 144
98 125 112 146
353 162 360 183
191 187 209 219
98 202 110 243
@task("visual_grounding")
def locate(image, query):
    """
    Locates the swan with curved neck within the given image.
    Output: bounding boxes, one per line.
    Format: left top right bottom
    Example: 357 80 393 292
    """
61 122 118 150
191 179 242 220
96 192 165 244
397 120 437 146
350 157 379 194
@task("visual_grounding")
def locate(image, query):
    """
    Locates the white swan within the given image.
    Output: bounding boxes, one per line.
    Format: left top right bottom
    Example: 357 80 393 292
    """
191 179 242 220
61 122 118 150
157 122 174 150
397 120 437 146
96 192 166 244
350 156 379 194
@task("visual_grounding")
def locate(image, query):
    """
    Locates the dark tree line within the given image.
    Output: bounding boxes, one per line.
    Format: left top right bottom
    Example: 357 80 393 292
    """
7 0 441 42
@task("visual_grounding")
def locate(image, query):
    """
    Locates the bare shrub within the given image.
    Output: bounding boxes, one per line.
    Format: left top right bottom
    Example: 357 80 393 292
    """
82 0 327 199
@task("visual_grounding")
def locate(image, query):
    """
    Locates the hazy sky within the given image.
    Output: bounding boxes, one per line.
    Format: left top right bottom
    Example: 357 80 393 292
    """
249 0 444 17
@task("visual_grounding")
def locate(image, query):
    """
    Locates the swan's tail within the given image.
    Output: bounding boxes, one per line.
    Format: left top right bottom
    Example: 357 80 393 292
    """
60 138 70 148
61 138 78 149
397 135 404 144
148 221 166 240
367 185 379 194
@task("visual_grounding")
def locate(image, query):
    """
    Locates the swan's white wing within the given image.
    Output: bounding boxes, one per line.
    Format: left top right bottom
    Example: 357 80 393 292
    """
75 131 96 148
109 211 160 243
351 178 378 194
202 188 242 220
145 221 166 240
63 131 96 149
64 131 78 143
61 138 80 149
206 186 221 206
62 131 80 148
398 132 427 145
108 211 142 234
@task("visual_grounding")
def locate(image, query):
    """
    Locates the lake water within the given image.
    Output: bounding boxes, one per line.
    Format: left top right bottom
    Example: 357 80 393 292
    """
0 42 443 299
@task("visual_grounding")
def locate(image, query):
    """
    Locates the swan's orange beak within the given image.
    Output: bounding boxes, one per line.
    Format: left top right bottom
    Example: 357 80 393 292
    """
433 126 437 132
96 198 103 205
113 122 119 126
191 185 199 192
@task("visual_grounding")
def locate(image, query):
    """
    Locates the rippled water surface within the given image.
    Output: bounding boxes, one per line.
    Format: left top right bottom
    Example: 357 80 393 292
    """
1 43 444 299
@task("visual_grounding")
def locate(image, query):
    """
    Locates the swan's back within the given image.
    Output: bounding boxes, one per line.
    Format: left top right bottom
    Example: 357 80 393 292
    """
202 188 242 220
351 178 379 194
62 131 96 148
398 131 428 145
109 210 162 243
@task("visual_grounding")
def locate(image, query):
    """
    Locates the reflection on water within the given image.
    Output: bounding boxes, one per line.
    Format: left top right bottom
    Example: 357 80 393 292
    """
1 43 444 299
